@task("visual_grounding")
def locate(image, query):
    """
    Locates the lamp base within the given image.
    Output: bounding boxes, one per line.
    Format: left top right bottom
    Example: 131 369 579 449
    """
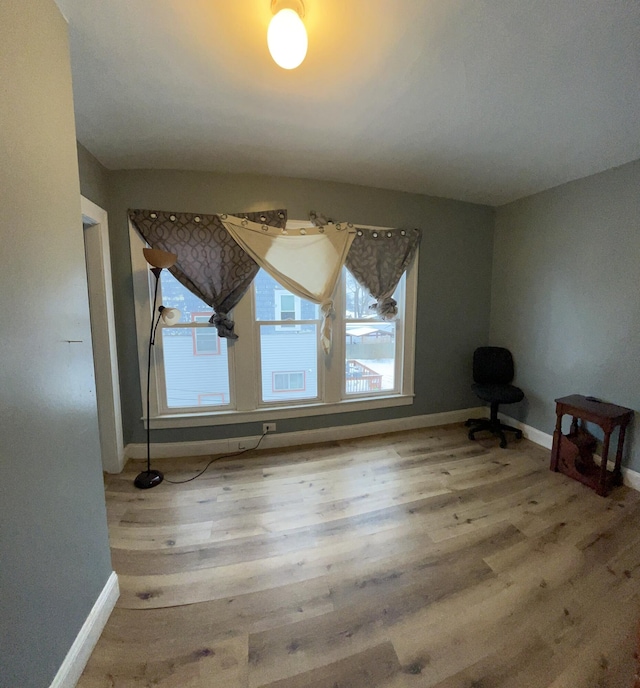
134 469 164 489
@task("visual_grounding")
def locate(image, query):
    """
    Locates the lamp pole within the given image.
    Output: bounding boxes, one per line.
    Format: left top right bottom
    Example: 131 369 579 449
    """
134 267 164 489
134 247 178 489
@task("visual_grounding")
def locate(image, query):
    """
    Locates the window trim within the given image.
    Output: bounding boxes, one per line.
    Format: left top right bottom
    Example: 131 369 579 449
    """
191 313 221 356
274 290 302 331
272 370 306 393
197 392 226 406
341 270 404 399
130 219 417 428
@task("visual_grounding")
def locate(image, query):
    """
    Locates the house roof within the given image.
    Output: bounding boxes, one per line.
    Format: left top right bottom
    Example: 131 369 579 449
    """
55 0 640 206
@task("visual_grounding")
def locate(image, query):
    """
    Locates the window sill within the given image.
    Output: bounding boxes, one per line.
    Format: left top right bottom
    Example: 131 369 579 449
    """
146 394 414 429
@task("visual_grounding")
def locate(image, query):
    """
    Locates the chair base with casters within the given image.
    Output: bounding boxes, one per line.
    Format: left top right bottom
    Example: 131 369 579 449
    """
465 402 523 449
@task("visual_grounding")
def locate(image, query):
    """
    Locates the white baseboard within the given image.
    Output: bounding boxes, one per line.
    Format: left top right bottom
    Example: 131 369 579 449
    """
498 412 554 450
621 465 640 491
50 572 119 688
124 407 487 460
499 413 640 492
124 408 640 493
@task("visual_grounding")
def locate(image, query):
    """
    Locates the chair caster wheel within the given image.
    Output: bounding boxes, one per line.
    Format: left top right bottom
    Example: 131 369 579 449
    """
468 431 476 441
515 430 523 440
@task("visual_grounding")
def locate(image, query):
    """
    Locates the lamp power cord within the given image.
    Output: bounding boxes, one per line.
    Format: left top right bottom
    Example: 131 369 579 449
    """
163 431 268 484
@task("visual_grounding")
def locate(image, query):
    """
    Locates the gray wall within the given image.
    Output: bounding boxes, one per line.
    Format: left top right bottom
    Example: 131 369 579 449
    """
0 2 113 686
491 159 640 470
77 142 111 210
107 170 495 444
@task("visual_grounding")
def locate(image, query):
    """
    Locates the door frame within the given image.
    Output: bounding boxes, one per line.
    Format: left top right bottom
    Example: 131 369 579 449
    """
82 196 125 473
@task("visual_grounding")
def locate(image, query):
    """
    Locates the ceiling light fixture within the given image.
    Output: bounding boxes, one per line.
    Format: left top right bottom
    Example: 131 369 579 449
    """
268 0 307 70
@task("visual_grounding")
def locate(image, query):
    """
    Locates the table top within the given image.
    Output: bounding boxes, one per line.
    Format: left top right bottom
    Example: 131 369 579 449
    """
555 394 634 421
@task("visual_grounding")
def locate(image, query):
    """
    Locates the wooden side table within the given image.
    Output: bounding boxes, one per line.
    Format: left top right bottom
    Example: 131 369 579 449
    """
550 394 634 496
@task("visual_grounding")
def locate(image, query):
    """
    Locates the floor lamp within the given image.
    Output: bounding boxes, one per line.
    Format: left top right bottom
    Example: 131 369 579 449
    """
134 247 181 489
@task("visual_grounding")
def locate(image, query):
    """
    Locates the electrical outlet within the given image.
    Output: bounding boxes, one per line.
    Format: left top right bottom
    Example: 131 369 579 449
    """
263 423 276 434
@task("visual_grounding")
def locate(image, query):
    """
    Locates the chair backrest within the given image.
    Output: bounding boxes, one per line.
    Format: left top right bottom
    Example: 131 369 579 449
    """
473 347 515 385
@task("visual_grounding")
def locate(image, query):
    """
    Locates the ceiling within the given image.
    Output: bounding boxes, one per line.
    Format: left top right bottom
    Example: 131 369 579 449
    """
55 0 640 206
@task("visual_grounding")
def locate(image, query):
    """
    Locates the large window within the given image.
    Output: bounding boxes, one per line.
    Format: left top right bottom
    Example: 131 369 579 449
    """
131 221 417 427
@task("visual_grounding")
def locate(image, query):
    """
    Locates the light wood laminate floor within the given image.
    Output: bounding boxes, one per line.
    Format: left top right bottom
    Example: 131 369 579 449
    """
79 424 640 687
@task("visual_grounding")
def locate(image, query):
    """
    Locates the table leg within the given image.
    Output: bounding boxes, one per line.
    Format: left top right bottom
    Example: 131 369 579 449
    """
598 431 612 496
550 411 563 472
613 425 627 486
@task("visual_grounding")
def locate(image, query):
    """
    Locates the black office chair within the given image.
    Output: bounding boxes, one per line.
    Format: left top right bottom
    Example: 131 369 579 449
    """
465 346 524 448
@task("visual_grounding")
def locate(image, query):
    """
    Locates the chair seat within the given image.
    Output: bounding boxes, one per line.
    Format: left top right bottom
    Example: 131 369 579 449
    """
472 383 524 405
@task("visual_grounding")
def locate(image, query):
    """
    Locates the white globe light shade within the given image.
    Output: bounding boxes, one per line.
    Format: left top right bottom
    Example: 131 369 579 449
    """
267 8 308 69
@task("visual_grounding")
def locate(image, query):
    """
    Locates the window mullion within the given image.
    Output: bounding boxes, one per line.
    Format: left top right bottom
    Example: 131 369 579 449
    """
232 287 258 411
402 249 418 397
324 273 345 403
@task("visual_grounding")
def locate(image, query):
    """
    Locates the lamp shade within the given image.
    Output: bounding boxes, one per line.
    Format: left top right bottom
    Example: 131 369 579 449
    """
159 307 181 326
143 247 177 269
268 7 307 69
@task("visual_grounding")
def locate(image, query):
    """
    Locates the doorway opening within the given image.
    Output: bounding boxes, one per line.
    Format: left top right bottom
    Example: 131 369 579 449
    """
82 197 124 473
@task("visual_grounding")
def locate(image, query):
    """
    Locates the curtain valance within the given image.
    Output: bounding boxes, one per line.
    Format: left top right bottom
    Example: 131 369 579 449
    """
345 226 421 319
129 208 287 338
220 215 356 354
130 208 421 352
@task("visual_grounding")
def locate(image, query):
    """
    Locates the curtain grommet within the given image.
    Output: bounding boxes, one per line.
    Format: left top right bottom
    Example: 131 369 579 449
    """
357 230 363 236
150 213 157 219
241 219 248 227
278 212 285 219
372 232 378 238
260 215 267 222
300 228 307 235
170 214 176 221
220 213 227 220
194 216 201 223
401 230 406 236
318 227 325 233
262 225 269 231
387 232 392 238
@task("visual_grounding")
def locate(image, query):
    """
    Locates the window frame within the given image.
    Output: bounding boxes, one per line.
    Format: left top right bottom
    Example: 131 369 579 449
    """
129 219 417 429
341 272 405 399
272 370 306 393
197 392 226 405
191 313 221 356
274 289 302 331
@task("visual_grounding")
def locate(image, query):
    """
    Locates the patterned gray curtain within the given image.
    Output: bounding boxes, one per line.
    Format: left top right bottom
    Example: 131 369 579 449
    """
345 227 421 319
129 208 287 338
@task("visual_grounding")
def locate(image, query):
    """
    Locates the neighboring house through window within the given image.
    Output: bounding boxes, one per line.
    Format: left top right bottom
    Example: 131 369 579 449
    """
275 290 301 330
